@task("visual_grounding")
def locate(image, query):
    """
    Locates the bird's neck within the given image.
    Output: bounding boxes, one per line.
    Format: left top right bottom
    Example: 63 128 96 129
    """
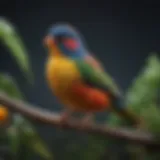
48 46 87 60
48 50 67 61
49 46 64 57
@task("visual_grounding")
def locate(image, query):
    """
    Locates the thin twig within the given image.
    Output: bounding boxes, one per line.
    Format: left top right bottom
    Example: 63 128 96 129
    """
0 91 160 149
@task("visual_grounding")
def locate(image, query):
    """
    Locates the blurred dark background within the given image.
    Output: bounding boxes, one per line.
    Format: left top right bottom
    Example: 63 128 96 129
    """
0 0 160 159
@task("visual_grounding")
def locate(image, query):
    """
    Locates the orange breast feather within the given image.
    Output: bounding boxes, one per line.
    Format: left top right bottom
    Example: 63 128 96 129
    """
71 83 111 112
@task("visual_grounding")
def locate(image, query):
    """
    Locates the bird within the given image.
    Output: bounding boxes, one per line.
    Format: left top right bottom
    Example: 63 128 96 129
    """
43 23 141 126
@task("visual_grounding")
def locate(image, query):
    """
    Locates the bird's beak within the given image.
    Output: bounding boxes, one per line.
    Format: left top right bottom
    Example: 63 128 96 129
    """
43 36 55 48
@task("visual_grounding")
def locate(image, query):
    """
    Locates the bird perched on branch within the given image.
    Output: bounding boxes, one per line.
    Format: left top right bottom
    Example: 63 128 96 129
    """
44 23 141 126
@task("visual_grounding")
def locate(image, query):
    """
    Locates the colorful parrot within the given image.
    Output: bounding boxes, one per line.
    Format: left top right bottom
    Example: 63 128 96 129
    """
43 23 141 126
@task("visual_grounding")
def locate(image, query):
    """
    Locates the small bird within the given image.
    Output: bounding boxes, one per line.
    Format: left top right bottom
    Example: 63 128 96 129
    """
44 23 141 126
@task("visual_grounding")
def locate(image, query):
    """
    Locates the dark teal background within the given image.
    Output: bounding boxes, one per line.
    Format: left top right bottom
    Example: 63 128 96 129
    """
0 0 160 159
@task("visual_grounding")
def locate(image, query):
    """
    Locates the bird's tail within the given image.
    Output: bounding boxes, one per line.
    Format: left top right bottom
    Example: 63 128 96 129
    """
111 95 142 127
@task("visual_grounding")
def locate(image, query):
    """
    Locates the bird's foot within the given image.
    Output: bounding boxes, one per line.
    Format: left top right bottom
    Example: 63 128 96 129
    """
134 118 147 130
79 114 94 128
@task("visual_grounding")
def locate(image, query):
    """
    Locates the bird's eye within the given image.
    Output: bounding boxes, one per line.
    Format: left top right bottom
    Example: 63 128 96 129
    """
56 35 64 42
63 38 79 51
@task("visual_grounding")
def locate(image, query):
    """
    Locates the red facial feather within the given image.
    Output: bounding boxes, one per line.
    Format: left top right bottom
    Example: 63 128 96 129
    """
63 38 79 51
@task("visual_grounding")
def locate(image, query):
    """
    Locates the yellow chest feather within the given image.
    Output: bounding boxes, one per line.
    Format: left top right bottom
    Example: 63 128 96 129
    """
46 56 81 94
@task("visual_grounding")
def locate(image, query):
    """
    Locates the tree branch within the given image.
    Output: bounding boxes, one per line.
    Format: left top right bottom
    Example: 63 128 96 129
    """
0 91 160 149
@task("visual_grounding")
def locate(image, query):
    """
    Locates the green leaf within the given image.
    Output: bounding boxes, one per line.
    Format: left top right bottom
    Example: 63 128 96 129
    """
0 73 24 99
108 53 160 129
0 74 53 159
0 17 33 83
100 53 160 160
125 53 160 133
6 114 25 157
14 114 53 160
7 126 21 158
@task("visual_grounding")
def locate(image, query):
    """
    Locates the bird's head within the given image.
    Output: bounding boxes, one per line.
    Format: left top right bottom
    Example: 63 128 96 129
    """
44 23 86 58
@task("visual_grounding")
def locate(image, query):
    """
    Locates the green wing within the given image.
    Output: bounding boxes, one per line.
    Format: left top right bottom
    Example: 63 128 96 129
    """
75 60 141 125
75 59 122 97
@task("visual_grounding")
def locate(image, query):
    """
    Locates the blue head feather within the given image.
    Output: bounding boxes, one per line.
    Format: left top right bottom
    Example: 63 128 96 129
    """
47 23 88 58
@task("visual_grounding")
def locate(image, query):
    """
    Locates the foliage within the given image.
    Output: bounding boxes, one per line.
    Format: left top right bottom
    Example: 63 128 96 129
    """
126 54 160 133
0 17 33 82
108 54 160 128
0 17 53 160
107 53 160 160
125 54 160 160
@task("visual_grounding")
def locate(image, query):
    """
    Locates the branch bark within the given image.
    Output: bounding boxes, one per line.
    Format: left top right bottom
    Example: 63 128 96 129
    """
0 91 160 149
